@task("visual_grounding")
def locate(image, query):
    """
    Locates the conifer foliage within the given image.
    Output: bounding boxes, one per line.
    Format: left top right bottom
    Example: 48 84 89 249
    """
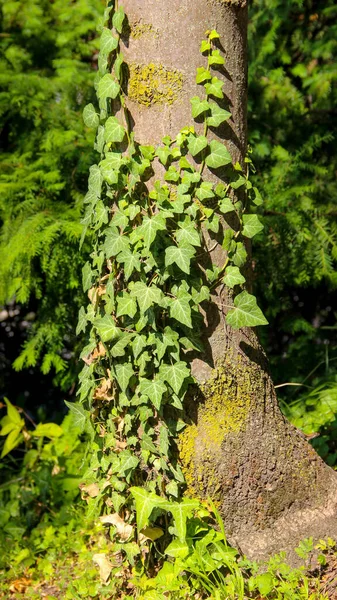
0 0 102 383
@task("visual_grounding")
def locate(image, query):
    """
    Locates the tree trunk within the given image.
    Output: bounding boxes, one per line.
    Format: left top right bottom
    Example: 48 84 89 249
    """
120 0 337 561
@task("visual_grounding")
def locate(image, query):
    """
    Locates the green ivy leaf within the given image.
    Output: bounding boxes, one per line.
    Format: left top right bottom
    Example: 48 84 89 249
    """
159 362 190 395
115 363 135 392
196 67 211 84
100 153 123 184
64 401 88 433
242 214 264 238
187 135 208 157
162 498 200 542
104 116 126 143
204 77 224 99
195 182 214 201
170 297 192 328
137 215 166 247
190 96 210 119
82 262 93 292
165 245 195 274
232 242 247 267
113 7 125 33
205 140 232 169
83 103 99 129
200 40 211 53
111 333 134 357
100 28 118 56
156 146 172 166
226 291 268 329
88 164 102 197
209 49 225 66
130 282 163 313
116 293 137 318
223 266 246 288
97 74 120 100
76 306 88 336
95 314 119 342
219 197 235 213
117 250 141 280
207 103 231 128
130 487 166 532
104 227 130 257
176 221 201 247
139 379 167 410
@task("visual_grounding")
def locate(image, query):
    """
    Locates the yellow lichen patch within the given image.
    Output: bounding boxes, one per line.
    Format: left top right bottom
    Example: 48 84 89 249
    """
208 0 247 5
179 357 254 499
130 22 157 39
128 62 184 107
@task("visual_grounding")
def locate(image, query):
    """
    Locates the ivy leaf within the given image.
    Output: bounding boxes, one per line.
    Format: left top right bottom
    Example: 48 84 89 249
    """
200 40 211 53
165 245 195 274
162 498 200 542
113 7 125 33
196 67 211 84
82 262 93 292
155 328 179 361
76 306 87 335
223 266 246 288
132 335 147 360
170 297 192 328
104 227 130 257
130 487 166 532
165 166 180 182
97 74 120 100
100 154 123 184
176 221 201 248
207 103 231 128
204 77 224 99
190 96 210 119
130 282 163 313
209 49 225 66
226 291 268 329
242 214 264 238
64 401 88 433
159 362 190 395
83 103 99 129
139 379 167 410
100 28 118 55
115 363 134 392
219 197 235 213
116 293 137 318
137 215 166 247
156 146 172 166
187 135 208 157
195 182 214 201
117 250 141 280
232 242 248 267
111 333 134 358
88 164 102 197
95 315 119 342
104 116 126 143
205 140 232 169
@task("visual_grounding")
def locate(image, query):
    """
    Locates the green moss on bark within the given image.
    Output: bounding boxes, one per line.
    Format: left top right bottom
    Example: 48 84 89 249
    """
128 62 184 107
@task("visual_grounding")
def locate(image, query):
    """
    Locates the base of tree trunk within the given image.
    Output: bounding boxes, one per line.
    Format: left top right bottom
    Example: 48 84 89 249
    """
179 348 337 562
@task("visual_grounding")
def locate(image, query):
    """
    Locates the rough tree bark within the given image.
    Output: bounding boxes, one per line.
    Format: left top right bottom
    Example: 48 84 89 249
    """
120 0 337 560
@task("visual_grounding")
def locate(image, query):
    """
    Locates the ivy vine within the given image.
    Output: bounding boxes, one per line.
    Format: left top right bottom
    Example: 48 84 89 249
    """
70 0 267 541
